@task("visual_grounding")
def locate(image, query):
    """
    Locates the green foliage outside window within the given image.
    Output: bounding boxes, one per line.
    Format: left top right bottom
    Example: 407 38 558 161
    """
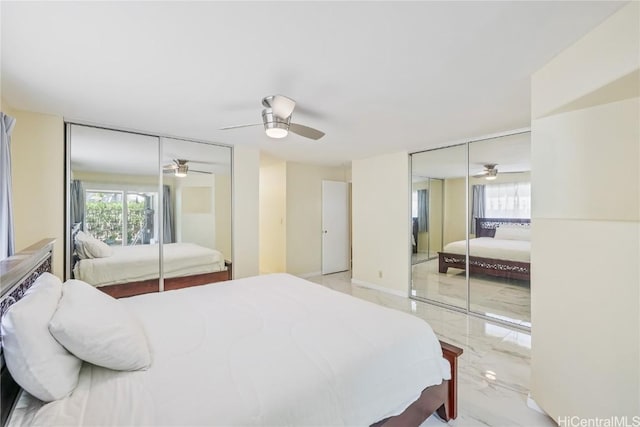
85 200 146 245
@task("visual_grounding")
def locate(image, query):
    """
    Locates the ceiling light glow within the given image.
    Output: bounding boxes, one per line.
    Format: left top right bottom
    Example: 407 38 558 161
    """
265 127 288 138
175 164 188 177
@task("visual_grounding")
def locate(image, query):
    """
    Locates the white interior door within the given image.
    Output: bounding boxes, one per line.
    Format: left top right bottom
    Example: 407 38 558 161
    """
322 180 350 274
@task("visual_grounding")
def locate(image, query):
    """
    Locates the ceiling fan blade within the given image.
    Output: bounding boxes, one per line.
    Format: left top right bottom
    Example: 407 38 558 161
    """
271 95 296 118
219 123 262 130
163 164 178 170
289 123 325 140
190 169 213 175
187 160 219 165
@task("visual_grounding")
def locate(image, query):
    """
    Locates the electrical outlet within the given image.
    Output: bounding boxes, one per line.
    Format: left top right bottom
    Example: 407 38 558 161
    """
378 270 383 278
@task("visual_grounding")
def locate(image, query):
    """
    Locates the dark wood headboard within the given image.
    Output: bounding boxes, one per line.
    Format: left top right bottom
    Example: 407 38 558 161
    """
0 239 55 426
475 218 531 238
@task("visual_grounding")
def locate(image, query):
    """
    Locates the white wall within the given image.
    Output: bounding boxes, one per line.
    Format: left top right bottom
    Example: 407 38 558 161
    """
259 157 286 274
232 146 260 278
175 173 216 249
285 162 347 276
2 101 65 278
530 2 639 419
352 151 409 296
215 173 232 260
428 179 443 252
443 177 466 246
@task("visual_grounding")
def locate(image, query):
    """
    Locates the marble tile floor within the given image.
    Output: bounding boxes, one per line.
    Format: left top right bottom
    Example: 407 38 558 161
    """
412 259 531 326
412 252 435 264
306 271 555 427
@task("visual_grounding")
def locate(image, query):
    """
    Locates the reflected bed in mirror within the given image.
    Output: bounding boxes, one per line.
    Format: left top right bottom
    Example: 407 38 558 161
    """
67 125 232 298
437 218 530 281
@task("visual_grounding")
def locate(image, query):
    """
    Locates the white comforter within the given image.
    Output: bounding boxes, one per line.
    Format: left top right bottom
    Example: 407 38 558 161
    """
32 274 449 426
444 237 530 262
73 242 225 286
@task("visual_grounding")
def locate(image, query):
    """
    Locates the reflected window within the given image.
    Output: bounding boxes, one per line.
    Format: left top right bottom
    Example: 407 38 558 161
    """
85 189 158 246
484 182 531 218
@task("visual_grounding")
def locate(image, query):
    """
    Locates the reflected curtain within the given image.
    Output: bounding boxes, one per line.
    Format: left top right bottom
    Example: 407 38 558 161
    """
417 189 428 233
163 185 174 243
70 180 85 227
471 184 485 234
0 113 16 260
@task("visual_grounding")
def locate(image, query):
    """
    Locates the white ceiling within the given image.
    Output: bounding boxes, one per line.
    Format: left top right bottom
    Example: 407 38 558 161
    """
1 1 625 165
412 131 531 179
71 125 231 176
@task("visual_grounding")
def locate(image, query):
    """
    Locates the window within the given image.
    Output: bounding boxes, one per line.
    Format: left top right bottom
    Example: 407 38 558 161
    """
85 189 158 246
484 182 530 218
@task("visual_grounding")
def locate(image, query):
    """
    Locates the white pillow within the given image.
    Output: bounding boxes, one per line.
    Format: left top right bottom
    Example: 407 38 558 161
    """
494 225 531 241
49 280 151 371
1 273 82 402
75 231 113 259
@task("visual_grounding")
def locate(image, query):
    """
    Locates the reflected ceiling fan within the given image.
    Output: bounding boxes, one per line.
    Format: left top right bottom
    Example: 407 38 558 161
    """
163 159 213 177
473 164 499 180
472 163 527 180
220 95 325 140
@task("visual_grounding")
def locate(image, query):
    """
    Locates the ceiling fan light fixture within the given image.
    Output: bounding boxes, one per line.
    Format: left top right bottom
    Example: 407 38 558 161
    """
485 168 498 180
221 96 325 141
262 108 290 139
175 164 188 177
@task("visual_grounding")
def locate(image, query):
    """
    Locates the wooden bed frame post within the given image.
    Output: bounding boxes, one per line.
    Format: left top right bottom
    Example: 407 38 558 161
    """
438 340 463 420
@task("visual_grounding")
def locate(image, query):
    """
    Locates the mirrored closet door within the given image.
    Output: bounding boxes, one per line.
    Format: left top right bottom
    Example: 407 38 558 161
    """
411 144 467 309
410 131 531 328
67 125 161 294
468 134 531 327
66 124 232 298
160 137 232 292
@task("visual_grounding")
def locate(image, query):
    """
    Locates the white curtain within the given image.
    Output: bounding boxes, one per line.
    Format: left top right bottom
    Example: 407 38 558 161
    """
1 113 17 260
484 182 531 218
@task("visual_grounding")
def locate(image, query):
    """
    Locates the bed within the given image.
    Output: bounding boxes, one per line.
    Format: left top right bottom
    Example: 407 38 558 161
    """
71 224 232 298
438 218 531 281
1 240 463 426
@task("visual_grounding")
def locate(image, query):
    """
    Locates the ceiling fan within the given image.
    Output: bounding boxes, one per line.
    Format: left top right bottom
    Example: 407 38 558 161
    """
473 164 499 180
163 159 213 177
220 95 325 140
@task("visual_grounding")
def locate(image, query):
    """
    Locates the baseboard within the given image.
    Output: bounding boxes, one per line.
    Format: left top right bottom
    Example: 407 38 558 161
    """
526 394 546 415
297 271 322 279
351 278 408 298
